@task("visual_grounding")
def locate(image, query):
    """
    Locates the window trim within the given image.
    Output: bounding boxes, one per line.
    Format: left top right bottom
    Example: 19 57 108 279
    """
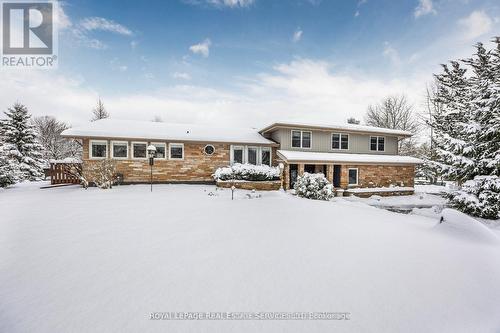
89 140 108 160
331 133 349 150
370 136 386 152
131 141 148 159
348 168 359 186
246 146 259 165
230 145 245 164
290 130 312 149
111 141 128 160
260 147 272 166
150 142 167 160
169 143 184 160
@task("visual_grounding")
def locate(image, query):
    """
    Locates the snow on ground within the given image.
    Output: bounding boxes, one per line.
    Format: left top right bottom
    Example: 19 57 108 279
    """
1 182 500 332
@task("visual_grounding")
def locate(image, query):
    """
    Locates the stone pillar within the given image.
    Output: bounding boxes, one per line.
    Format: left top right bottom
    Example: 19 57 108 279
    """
298 163 304 176
339 165 349 189
283 163 290 190
326 164 334 183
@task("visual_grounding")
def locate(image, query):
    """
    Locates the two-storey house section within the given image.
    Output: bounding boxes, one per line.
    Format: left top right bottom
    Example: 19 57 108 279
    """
259 122 422 190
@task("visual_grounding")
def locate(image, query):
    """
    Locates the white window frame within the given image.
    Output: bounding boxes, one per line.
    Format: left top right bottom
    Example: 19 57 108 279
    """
348 168 359 186
111 141 128 160
260 147 272 166
131 141 148 159
290 130 312 149
370 136 385 152
89 140 108 160
230 145 245 165
247 146 259 165
169 143 184 160
331 133 349 150
150 142 167 160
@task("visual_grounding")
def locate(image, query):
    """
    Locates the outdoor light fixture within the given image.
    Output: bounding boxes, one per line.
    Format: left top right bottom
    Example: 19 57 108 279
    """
147 145 156 192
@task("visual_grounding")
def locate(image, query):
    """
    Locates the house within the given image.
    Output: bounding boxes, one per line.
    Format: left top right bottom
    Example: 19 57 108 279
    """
61 119 421 192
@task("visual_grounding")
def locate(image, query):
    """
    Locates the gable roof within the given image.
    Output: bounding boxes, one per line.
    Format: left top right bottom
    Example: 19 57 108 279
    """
61 119 275 145
259 121 413 137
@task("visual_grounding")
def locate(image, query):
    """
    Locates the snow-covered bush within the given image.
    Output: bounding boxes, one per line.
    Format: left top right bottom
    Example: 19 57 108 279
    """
294 172 334 201
447 176 500 219
213 163 280 181
0 142 21 188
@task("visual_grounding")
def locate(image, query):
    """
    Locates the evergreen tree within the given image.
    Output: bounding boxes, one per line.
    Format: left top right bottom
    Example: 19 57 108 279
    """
0 141 21 187
0 103 45 180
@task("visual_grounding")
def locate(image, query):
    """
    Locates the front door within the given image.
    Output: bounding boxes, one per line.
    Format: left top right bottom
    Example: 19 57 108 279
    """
333 165 341 187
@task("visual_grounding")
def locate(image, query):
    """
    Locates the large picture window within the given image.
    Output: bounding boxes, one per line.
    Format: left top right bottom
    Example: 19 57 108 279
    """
230 146 272 166
169 143 184 160
132 142 147 159
370 136 385 151
111 141 128 159
348 168 358 185
332 133 349 150
90 140 107 159
291 130 312 148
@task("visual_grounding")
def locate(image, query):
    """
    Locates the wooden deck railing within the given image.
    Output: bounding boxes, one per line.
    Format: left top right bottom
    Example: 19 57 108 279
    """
50 162 82 185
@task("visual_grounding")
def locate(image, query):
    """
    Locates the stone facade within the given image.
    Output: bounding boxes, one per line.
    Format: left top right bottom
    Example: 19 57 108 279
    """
216 180 281 191
285 162 415 190
82 138 277 183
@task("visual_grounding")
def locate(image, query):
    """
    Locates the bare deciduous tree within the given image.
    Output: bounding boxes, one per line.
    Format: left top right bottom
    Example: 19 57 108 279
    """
31 116 82 163
365 95 420 155
91 98 109 121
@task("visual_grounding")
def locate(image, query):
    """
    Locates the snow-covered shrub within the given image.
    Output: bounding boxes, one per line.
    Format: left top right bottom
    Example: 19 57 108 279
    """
0 142 21 188
447 176 500 219
213 163 280 181
84 160 117 189
294 172 334 201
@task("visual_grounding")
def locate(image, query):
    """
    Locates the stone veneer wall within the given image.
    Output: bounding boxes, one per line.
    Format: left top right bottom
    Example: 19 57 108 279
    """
340 164 415 188
82 139 277 183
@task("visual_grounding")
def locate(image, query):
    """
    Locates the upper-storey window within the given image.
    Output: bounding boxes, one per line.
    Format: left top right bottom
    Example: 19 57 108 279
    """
332 133 349 150
370 136 385 151
291 130 311 148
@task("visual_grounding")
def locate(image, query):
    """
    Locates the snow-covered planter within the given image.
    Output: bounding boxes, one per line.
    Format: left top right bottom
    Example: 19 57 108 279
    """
447 176 500 220
294 172 334 201
213 163 280 181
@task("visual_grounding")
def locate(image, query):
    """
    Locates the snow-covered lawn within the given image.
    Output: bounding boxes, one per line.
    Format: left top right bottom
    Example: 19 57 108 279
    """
1 183 500 332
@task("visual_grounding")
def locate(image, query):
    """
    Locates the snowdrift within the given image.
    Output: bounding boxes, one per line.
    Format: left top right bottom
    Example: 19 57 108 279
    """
436 208 499 244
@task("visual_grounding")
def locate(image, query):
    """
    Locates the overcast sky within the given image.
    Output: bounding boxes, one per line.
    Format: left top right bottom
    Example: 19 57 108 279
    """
1 0 499 128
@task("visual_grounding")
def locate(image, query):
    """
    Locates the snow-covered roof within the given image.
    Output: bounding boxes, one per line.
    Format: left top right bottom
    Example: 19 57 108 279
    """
277 150 422 164
260 121 413 137
61 119 275 145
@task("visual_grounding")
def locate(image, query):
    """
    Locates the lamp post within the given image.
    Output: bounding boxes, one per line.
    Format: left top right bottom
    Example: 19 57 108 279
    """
147 145 156 192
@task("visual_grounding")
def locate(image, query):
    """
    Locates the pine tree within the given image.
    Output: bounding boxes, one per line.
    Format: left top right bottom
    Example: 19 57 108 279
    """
0 141 21 187
431 61 472 183
0 103 45 181
91 98 109 121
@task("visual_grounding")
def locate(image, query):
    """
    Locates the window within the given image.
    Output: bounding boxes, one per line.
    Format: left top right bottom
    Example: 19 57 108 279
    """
204 144 215 155
332 133 349 150
348 168 358 185
247 147 258 165
230 145 272 166
261 148 271 166
169 143 184 159
232 146 244 164
132 142 147 159
90 140 107 159
370 136 385 151
291 130 301 148
151 143 166 159
111 141 128 159
291 130 312 148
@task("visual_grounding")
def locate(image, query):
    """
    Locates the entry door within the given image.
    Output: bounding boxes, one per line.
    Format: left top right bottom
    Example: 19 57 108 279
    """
289 164 298 188
333 165 341 187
